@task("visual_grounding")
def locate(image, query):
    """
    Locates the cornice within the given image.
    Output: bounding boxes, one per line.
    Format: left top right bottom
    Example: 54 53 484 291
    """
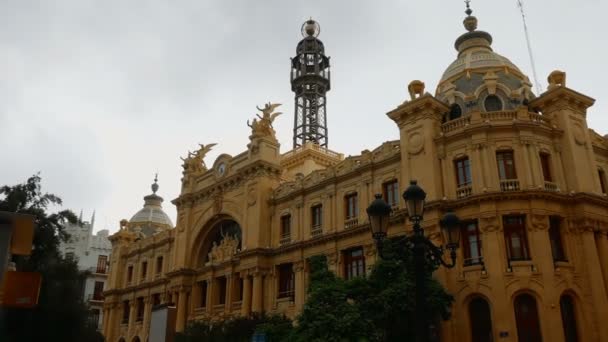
123 235 174 258
529 86 595 113
387 94 450 126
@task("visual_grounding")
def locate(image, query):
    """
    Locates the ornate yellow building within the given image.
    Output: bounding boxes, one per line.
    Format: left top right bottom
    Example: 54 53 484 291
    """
103 12 608 342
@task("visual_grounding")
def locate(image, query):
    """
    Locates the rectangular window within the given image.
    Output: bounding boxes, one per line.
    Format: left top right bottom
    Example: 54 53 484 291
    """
345 193 358 219
382 180 399 207
599 169 607 194
549 216 567 262
152 293 161 306
311 205 323 230
89 309 100 328
461 221 482 266
93 281 104 300
235 277 243 301
141 261 147 280
96 255 108 274
540 153 552 182
199 281 207 308
136 297 144 321
277 263 295 299
127 266 133 283
280 214 291 238
217 277 227 305
454 157 472 187
122 301 130 324
343 247 366 279
156 256 163 274
503 216 530 261
496 151 517 180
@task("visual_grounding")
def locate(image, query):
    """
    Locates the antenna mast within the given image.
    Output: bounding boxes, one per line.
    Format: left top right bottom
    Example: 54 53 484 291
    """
516 0 542 94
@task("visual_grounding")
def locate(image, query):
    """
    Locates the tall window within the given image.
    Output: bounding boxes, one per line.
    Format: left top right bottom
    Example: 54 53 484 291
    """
277 263 295 299
156 256 163 274
198 281 207 308
280 214 291 239
514 294 543 342
311 205 323 230
345 193 358 219
503 216 530 261
122 301 130 324
496 151 517 180
96 255 108 274
540 153 552 182
93 281 104 300
469 297 493 342
461 221 482 266
152 293 161 306
127 266 133 283
343 247 366 279
560 295 579 342
141 261 147 280
599 169 607 194
89 309 100 328
136 297 144 321
382 180 399 207
484 95 503 112
549 216 566 262
449 104 462 120
217 277 227 305
454 157 472 187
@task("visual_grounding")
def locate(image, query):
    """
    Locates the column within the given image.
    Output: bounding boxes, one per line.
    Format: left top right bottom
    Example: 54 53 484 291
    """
293 262 305 311
103 304 114 341
127 300 136 336
595 231 608 300
175 289 187 332
205 279 214 312
241 274 252 316
520 142 534 188
581 228 608 342
143 296 152 332
484 144 498 191
252 272 263 313
225 275 233 313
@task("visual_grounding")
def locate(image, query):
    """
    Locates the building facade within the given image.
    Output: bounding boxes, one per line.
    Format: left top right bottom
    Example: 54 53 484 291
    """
103 13 608 342
59 211 112 330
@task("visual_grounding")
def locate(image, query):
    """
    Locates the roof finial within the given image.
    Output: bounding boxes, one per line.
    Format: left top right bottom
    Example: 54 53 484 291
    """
151 173 159 194
465 0 473 16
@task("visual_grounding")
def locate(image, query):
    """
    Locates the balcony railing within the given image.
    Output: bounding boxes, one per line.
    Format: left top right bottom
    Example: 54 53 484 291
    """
88 293 104 302
500 179 520 192
529 112 548 124
480 110 517 121
280 234 291 245
544 181 559 192
277 290 295 301
456 185 472 199
311 225 323 237
441 116 471 133
344 217 359 230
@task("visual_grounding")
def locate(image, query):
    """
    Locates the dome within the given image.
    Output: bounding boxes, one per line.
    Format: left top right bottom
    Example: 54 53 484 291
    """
128 176 173 237
435 10 534 116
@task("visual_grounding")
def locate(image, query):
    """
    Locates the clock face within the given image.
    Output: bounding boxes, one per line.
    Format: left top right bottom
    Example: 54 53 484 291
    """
217 163 226 176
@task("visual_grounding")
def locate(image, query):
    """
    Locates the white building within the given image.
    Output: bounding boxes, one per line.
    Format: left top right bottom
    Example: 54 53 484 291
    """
59 211 112 331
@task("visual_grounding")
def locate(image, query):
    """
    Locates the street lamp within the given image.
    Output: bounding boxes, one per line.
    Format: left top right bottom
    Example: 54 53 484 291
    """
366 180 461 342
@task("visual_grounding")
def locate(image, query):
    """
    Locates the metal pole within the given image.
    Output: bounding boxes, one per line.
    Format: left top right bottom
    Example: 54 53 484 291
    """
413 219 428 342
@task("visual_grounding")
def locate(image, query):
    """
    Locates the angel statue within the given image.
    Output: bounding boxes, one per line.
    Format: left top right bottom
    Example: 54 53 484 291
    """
181 143 217 174
247 102 282 138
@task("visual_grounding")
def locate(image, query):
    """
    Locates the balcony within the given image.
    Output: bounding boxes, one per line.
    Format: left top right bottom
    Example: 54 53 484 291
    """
87 266 108 275
500 179 520 192
280 234 291 245
311 225 323 237
441 116 471 133
456 185 472 199
344 217 359 230
88 293 104 302
544 181 559 192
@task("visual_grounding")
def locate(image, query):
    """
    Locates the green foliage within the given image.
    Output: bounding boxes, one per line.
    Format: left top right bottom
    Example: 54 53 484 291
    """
291 239 454 342
175 312 292 342
0 174 104 342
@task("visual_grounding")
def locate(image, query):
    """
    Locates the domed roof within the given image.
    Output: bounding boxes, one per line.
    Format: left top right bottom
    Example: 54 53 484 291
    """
435 8 534 112
129 175 173 237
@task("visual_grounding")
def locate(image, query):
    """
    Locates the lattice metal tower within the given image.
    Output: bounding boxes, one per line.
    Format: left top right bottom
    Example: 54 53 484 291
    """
290 19 331 149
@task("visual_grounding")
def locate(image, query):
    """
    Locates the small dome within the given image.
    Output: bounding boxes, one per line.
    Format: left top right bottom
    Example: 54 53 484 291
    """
128 176 173 237
436 10 534 115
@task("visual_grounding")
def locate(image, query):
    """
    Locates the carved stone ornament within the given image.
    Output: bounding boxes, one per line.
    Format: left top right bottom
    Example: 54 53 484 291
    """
247 187 257 207
206 232 240 265
181 143 217 175
572 123 586 146
407 132 424 155
479 216 500 233
213 192 223 215
247 102 282 139
530 214 549 231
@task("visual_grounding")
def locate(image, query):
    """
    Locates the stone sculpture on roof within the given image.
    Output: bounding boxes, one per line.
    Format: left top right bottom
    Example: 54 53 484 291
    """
247 102 282 139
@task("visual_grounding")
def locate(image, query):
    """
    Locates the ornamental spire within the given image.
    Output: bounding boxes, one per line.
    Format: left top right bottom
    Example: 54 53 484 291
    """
151 173 159 194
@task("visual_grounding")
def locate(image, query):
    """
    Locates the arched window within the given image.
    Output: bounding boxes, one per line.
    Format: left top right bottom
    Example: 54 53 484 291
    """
560 295 579 342
202 219 242 264
469 297 493 342
514 294 542 342
484 95 503 112
449 104 462 120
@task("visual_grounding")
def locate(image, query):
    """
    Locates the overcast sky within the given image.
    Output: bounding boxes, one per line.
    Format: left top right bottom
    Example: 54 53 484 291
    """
1 0 606 234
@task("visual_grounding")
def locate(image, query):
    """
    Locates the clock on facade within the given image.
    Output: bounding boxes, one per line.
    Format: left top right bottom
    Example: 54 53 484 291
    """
217 163 226 176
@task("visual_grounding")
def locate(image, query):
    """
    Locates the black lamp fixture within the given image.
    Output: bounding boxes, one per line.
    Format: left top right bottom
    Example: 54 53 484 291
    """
403 180 426 221
366 194 392 241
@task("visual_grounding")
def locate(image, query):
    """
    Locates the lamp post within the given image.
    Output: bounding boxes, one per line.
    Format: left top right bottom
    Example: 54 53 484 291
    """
367 180 461 342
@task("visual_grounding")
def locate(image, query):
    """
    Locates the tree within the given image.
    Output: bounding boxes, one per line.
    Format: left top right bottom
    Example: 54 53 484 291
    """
292 238 454 341
0 174 103 342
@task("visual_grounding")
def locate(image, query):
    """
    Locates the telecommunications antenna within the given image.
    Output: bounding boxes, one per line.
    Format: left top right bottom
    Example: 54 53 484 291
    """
516 0 542 94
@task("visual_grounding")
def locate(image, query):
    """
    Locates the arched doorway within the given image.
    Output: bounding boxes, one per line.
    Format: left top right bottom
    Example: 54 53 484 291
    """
469 297 493 342
560 294 579 342
514 293 542 342
200 219 242 265
118 338 126 342
131 337 141 342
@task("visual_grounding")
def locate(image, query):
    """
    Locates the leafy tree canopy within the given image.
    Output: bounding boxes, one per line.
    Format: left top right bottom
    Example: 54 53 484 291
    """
0 174 103 342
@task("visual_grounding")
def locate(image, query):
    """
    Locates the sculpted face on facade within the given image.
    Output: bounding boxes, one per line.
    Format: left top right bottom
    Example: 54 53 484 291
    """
103 11 608 342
